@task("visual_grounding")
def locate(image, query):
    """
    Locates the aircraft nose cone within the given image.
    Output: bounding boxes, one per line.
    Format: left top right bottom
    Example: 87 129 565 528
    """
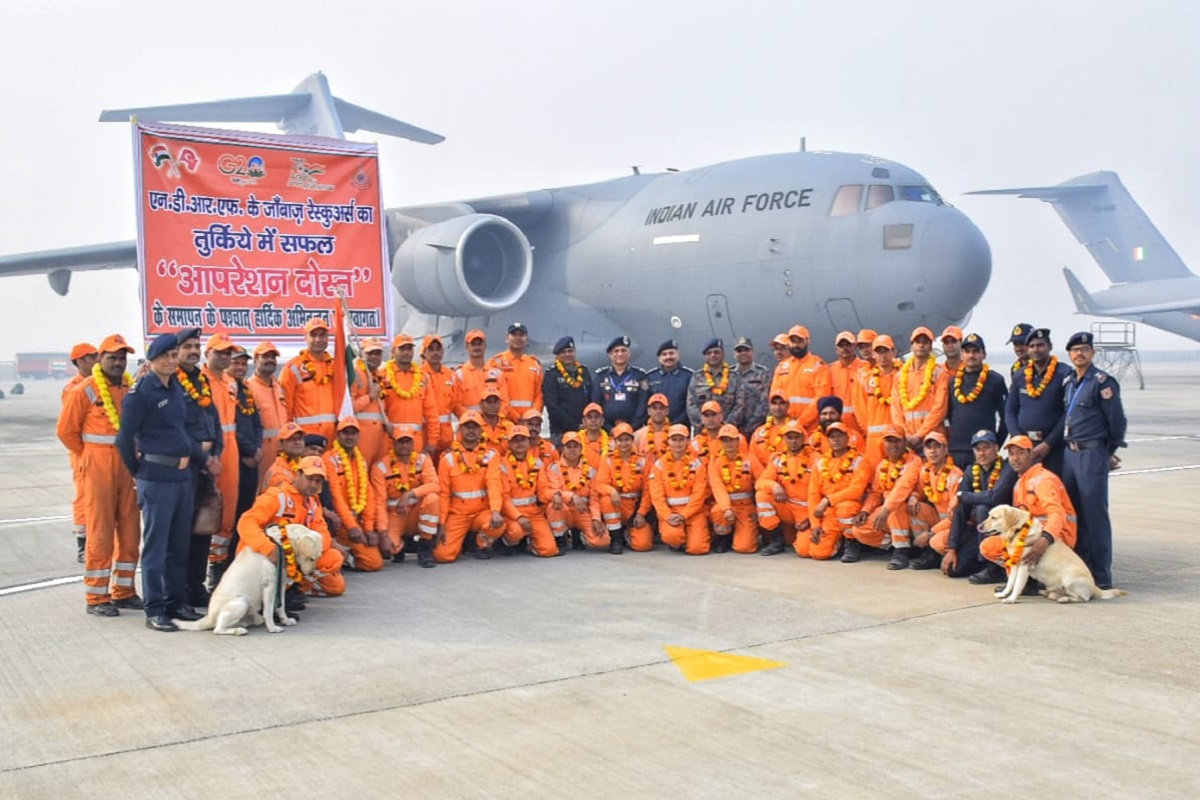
921 212 991 323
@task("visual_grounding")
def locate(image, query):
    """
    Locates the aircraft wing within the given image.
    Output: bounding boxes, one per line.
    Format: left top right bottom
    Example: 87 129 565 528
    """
333 98 444 144
1063 267 1200 316
0 241 137 295
100 95 309 125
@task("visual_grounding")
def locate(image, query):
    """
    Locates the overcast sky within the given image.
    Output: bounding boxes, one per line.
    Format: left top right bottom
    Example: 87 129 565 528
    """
3 0 1199 364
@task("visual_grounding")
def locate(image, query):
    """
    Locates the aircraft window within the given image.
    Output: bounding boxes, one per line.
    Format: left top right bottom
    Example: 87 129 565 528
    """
866 185 894 210
898 185 944 205
883 224 913 250
830 185 863 217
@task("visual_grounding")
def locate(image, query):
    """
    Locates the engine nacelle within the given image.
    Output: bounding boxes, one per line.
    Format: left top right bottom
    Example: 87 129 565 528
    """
392 214 533 317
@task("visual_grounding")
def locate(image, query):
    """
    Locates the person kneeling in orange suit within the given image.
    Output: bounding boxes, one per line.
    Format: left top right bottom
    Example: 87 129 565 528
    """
369 424 440 568
648 425 711 555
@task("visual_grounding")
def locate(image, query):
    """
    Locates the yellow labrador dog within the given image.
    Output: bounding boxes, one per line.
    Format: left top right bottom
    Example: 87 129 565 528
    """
980 505 1126 604
175 525 323 635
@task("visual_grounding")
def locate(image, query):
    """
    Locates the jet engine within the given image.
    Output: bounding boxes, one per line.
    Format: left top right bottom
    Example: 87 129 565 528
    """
391 214 533 317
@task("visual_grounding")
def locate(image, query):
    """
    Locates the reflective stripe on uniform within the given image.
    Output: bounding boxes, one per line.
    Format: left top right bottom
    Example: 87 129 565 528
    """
512 496 538 507
843 405 856 414
666 496 689 507
619 492 640 499
221 423 237 434
263 429 280 438
729 492 753 501
84 385 99 403
114 561 136 571
867 425 888 434
295 414 337 425
356 412 384 422
788 498 809 506
82 433 117 445
466 404 481 412
510 400 533 408
84 569 111 579
438 415 451 423
85 585 109 595
452 490 486 500
112 576 135 587
904 410 930 420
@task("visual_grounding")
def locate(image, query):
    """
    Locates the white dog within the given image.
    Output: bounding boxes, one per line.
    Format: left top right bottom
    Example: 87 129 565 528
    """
980 505 1126 604
174 525 323 635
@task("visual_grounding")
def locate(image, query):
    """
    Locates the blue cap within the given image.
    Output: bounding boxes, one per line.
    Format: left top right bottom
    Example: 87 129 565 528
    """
1025 327 1051 345
962 332 986 351
303 434 327 450
553 336 574 355
656 338 678 356
146 333 180 360
176 327 202 344
606 336 631 353
508 322 528 335
1006 323 1032 344
1066 331 1093 349
702 337 723 354
970 429 999 446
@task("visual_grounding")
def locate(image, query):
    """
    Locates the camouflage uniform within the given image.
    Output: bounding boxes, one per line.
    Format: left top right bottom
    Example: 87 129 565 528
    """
733 362 771 438
686 364 744 431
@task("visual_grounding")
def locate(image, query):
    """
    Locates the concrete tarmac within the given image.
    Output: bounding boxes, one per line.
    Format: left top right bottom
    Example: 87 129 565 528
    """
1 364 1198 797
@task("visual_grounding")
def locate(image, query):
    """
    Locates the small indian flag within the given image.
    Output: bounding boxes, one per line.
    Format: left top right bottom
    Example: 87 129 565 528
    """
1133 246 1146 262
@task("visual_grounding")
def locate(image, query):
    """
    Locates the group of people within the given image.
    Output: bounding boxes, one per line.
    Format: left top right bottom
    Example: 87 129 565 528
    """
57 317 1127 632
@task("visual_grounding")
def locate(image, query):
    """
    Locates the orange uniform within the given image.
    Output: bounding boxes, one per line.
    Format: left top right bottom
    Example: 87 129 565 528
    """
828 356 867 437
850 452 923 550
324 444 383 572
433 443 503 562
423 363 465 458
530 437 559 464
980 463 1078 565
367 450 440 553
805 448 871 559
236 483 345 597
261 452 299 491
202 366 240 565
57 373 141 605
488 451 560 556
280 349 338 442
709 450 762 553
595 451 654 551
634 421 671 462
770 353 830 432
890 357 951 443
455 361 509 413
580 428 612 465
479 416 514 458
853 365 899 469
487 351 544 422
247 373 288 486
748 415 789 468
755 448 815 549
648 451 711 555
350 362 388 466
912 461 964 553
379 361 440 453
62 372 90 545
548 457 603 547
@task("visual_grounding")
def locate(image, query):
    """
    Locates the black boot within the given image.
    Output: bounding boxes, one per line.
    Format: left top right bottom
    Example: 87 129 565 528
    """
759 527 785 556
416 537 436 568
608 527 625 554
76 535 86 564
284 585 307 612
909 547 941 570
555 535 567 555
571 529 585 551
713 534 731 554
968 563 1006 584
841 538 863 563
887 547 911 570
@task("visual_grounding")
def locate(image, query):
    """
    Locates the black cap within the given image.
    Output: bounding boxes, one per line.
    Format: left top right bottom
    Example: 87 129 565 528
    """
1025 327 1051 345
508 322 528 334
702 337 723 354
962 332 986 351
553 336 575 355
1006 323 1032 344
1066 331 1094 349
606 336 631 353
656 338 678 356
816 395 843 414
733 336 753 351
304 434 327 450
176 327 202 344
146 333 179 361
970 429 999 446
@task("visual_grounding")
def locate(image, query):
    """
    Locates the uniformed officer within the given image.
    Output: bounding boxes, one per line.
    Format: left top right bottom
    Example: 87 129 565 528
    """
1007 322 1033 376
115 333 204 632
1061 331 1127 589
1004 327 1070 477
687 338 743 431
731 337 770 438
542 336 593 440
946 333 1008 469
644 339 693 426
592 336 648 429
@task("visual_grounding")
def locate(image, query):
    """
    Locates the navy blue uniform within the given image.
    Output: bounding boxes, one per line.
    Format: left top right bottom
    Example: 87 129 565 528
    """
1004 359 1070 477
948 367 1008 468
542 360 594 436
233 379 264 521
178 364 223 605
644 365 693 425
946 460 1017 578
116 374 194 619
592 365 649 429
1062 366 1127 588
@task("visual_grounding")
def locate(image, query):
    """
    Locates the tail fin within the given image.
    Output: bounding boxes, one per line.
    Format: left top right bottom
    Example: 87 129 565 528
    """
99 72 444 144
970 171 1193 283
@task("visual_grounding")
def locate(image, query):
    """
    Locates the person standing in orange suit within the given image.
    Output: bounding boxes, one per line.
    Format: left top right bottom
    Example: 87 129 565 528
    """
379 334 440 455
456 329 509 413
421 334 465 460
201 333 241 573
349 337 388 467
247 341 288 488
488 321 543 422
63 341 99 563
891 326 951 453
280 317 339 442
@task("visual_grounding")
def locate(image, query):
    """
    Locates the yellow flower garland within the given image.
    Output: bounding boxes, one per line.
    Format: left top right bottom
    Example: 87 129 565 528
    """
581 427 610 456
508 452 540 489
719 454 747 491
300 350 332 385
819 449 858 483
971 459 1002 492
389 451 421 493
920 462 954 504
1004 519 1033 568
92 363 131 431
898 356 936 411
702 363 732 396
382 360 424 400
953 363 990 404
177 367 212 407
554 359 585 389
1023 357 1058 399
610 452 643 492
774 453 809 484
280 533 302 585
663 451 693 490
878 457 905 491
452 442 483 474
867 367 891 406
236 382 257 416
333 441 368 516
563 454 592 492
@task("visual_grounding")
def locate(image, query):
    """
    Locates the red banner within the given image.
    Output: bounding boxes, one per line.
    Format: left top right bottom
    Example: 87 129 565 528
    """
134 122 388 341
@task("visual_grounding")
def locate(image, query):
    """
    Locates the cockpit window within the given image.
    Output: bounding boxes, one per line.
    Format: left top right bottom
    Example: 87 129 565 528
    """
866 184 894 210
830 184 863 217
899 185 944 205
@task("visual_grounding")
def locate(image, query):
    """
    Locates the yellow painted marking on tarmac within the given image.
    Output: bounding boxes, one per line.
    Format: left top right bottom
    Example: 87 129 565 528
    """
664 646 787 682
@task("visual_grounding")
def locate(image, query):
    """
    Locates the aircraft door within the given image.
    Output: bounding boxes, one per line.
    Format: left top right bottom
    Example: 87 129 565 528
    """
706 293 737 342
824 298 862 335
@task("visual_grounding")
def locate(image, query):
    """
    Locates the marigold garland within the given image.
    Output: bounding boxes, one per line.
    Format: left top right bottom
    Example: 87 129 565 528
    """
702 363 732 396
610 452 643 492
1023 356 1059 399
920 462 954 504
508 452 540 489
774 453 809 484
452 442 483 474
382 361 424 400
300 350 332 385
280 534 303 586
719 454 748 491
867 367 891 406
1004 519 1033 568
581 427 610 456
92 363 131 431
562 454 593 492
555 359 585 389
333 441 368 516
758 417 786 454
878 457 905 491
643 425 670 458
177 367 212 407
970 459 1002 492
953 363 990 405
389 451 421 493
899 356 936 410
819 449 858 484
236 383 257 416
663 451 694 491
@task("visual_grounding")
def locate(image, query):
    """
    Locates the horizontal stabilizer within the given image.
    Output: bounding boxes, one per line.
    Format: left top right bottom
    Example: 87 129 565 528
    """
1062 268 1097 314
968 184 1105 200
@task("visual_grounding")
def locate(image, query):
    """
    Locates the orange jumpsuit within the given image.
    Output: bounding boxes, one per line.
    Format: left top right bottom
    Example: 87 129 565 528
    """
828 357 867 437
237 483 345 597
379 362 440 453
853 365 898 470
749 416 789 468
247 373 288 487
350 361 388 467
487 351 544 422
479 417 514 458
634 422 671 462
433 444 502 562
62 373 90 543
648 452 711 554
912 462 964 553
367 450 440 553
709 451 762 553
455 361 509 413
980 463 1078 565
423 363 465 459
850 452 923 550
595 451 654 551
57 375 140 605
261 453 300 491
488 452 560 556
890 357 951 443
808 427 864 458
531 438 559 464
280 350 338 442
770 353 830 433
324 446 383 572
580 428 611 465
203 366 240 565
548 458 603 547
754 449 814 549
805 449 871 559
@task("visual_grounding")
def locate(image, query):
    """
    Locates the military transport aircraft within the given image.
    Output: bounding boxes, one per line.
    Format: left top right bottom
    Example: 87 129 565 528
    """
971 171 1200 344
0 73 991 363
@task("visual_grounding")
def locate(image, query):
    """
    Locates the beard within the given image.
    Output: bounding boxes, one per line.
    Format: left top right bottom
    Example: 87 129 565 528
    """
788 345 808 358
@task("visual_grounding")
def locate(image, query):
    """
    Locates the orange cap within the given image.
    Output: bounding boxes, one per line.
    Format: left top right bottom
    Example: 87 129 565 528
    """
835 330 856 345
253 341 280 357
297 455 327 477
857 328 878 345
459 410 484 427
392 333 414 348
278 421 305 442
465 329 487 343
923 431 947 446
872 335 896 351
98 334 135 354
612 422 635 438
481 385 502 400
648 393 669 407
520 408 543 422
391 423 419 441
70 342 98 360
788 325 810 340
940 325 964 342
771 333 791 347
508 425 531 441
880 424 905 440
337 417 360 432
583 402 604 417
769 389 788 402
560 431 582 445
360 337 384 353
205 333 236 352
701 400 722 415
668 424 691 439
825 421 850 436
717 424 740 439
781 419 805 436
231 345 250 359
910 326 935 343
421 334 443 353
1004 435 1035 450
304 318 330 334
